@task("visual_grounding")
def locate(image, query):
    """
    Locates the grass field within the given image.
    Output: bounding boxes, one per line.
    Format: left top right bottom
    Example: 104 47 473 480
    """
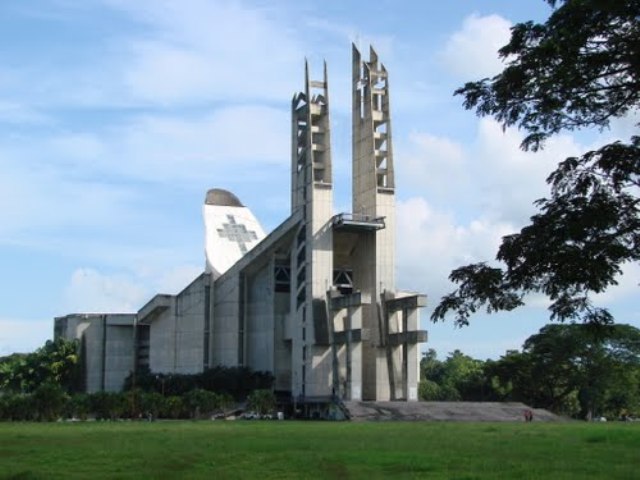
1 421 639 479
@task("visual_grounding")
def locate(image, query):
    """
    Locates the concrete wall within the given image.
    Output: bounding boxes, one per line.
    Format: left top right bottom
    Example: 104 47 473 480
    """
148 275 208 374
175 276 207 373
54 314 135 393
212 272 241 366
148 304 177 373
103 323 135 391
245 262 274 372
274 291 292 392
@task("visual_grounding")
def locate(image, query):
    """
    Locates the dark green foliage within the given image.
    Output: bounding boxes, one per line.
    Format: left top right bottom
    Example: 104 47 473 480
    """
0 339 81 394
456 0 640 151
488 324 640 418
183 388 227 418
0 394 37 421
89 392 129 420
64 394 91 420
124 365 274 401
0 361 269 421
419 349 499 401
247 389 276 415
31 383 69 421
433 0 640 326
420 324 640 418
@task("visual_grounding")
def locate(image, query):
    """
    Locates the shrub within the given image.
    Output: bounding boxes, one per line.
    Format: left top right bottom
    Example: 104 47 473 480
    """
32 382 69 421
247 389 276 416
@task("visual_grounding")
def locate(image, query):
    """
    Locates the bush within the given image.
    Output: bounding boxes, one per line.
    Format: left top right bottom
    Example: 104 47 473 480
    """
89 392 128 420
419 380 442 401
161 396 186 419
123 365 274 401
64 393 91 420
32 383 69 421
183 389 220 418
0 393 36 421
247 389 276 416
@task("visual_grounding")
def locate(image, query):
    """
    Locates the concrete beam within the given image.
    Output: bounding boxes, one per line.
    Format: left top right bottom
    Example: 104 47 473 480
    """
333 329 362 344
385 294 427 313
387 330 428 347
330 291 371 310
137 294 173 323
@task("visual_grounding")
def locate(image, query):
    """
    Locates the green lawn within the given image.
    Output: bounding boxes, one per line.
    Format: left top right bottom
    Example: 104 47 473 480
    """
1 421 638 479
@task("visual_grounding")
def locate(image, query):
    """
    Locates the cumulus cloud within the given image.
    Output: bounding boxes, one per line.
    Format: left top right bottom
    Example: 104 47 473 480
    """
108 0 304 105
0 159 142 243
395 114 639 351
0 318 52 355
399 131 468 204
441 14 512 79
62 263 204 316
64 268 149 313
0 102 290 248
396 196 514 302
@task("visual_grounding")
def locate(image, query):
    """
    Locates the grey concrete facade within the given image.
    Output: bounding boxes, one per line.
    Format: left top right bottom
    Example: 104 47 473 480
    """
54 313 136 392
55 45 427 402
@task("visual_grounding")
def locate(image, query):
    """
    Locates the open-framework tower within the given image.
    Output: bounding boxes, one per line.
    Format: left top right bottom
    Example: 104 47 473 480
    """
288 47 427 404
350 44 426 401
290 61 334 400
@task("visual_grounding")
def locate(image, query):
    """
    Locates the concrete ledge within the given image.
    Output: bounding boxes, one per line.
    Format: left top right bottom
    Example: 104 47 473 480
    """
385 294 427 312
331 291 371 310
333 329 362 344
138 294 172 323
387 330 428 346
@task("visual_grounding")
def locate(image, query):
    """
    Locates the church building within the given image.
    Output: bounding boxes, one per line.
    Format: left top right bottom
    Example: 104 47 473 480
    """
55 45 428 404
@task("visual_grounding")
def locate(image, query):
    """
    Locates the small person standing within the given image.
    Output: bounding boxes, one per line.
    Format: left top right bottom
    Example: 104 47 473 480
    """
524 409 533 422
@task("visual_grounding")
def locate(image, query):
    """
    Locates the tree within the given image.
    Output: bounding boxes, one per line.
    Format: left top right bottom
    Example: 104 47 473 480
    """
488 324 640 418
419 349 496 401
432 0 640 326
0 338 81 394
247 389 276 416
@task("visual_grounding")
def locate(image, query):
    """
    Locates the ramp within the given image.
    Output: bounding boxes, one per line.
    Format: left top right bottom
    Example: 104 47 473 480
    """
343 401 562 422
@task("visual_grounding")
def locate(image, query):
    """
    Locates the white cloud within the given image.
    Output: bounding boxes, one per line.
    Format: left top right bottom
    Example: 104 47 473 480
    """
0 101 51 125
110 106 290 181
595 263 640 304
472 118 582 224
110 0 304 105
0 103 290 246
0 158 142 242
400 131 468 202
396 196 514 302
395 116 639 339
64 268 148 313
441 14 512 79
141 264 204 295
62 263 204 316
0 318 52 355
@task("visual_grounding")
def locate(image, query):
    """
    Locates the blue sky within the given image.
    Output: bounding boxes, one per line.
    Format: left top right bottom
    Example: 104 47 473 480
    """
1 0 638 359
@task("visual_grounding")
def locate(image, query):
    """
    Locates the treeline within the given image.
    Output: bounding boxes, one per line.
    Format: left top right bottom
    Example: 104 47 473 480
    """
0 339 275 422
421 324 640 420
0 384 276 422
124 365 273 400
0 338 83 394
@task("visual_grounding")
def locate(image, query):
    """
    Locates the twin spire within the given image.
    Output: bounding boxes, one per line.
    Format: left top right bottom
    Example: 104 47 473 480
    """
290 44 395 215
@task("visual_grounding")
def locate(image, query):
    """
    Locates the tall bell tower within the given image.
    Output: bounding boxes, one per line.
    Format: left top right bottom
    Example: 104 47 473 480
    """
290 61 334 399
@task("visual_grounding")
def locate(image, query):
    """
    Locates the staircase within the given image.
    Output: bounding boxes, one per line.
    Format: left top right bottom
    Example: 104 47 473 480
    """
342 401 562 422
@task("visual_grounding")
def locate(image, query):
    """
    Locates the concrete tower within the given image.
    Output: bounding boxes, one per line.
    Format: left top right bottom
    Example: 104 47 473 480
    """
351 45 396 400
350 45 426 401
290 61 334 400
